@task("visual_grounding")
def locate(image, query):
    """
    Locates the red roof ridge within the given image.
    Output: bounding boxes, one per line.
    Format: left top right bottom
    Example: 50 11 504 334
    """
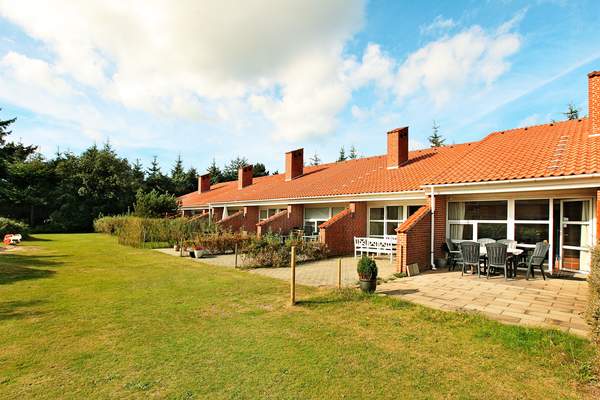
396 205 431 233
484 117 585 139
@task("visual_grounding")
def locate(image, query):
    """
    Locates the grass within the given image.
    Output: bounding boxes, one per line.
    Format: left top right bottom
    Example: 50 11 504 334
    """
0 234 597 399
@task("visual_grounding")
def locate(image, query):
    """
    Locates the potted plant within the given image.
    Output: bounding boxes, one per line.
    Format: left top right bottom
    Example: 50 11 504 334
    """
357 256 378 293
194 245 208 259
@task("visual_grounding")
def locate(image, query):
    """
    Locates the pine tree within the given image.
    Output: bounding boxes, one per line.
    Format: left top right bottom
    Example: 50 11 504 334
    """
309 152 321 166
170 155 189 196
428 120 445 147
348 145 358 159
206 158 223 184
252 163 269 177
563 103 579 120
145 156 169 193
222 156 248 181
337 146 347 162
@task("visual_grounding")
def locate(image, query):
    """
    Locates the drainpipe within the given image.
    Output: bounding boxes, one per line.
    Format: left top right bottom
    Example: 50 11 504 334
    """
430 187 436 270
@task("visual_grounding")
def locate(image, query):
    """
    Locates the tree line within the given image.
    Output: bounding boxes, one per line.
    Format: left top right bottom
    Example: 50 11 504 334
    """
0 111 273 232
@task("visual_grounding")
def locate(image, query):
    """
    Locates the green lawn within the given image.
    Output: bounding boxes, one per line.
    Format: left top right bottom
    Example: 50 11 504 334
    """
0 234 597 399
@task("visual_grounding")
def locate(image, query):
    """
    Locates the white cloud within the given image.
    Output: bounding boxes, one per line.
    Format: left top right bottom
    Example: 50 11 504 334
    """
0 0 365 139
420 15 456 36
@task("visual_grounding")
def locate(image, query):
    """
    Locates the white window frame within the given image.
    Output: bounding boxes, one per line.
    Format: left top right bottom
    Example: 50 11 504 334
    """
367 205 408 239
259 208 286 221
303 206 345 234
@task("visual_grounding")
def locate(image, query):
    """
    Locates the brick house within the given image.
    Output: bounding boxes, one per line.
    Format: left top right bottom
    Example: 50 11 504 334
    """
179 71 600 275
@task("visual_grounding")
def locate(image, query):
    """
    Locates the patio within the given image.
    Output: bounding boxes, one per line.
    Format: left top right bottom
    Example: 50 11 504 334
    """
377 270 589 337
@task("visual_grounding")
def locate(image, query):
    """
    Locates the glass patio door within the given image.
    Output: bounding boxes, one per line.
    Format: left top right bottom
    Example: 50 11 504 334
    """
559 199 592 272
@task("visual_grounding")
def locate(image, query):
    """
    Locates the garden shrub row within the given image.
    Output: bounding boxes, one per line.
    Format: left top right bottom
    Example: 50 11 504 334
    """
94 215 210 248
0 217 29 238
193 231 252 254
241 233 328 268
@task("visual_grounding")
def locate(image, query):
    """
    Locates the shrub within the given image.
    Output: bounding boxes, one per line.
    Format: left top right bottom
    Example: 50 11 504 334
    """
0 217 29 238
133 189 178 218
94 215 209 248
242 234 328 268
193 231 253 254
357 256 377 280
588 245 600 348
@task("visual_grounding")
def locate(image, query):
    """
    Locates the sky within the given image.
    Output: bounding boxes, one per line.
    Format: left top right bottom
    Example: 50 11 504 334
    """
0 0 599 174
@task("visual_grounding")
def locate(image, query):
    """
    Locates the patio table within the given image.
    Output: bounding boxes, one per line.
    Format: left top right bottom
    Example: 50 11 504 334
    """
479 247 523 278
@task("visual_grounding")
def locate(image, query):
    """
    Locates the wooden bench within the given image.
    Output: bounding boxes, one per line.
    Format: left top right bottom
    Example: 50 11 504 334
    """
354 237 396 261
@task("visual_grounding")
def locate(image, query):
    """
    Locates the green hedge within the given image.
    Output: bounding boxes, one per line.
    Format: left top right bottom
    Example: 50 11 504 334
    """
588 245 600 348
0 217 29 238
193 231 252 254
242 234 328 268
94 215 209 248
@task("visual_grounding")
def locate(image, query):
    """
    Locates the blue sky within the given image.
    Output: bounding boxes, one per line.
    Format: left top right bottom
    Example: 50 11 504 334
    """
0 0 599 174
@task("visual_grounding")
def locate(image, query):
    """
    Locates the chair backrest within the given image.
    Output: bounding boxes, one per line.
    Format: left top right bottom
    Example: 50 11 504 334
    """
486 243 507 266
531 242 549 266
460 241 480 264
445 238 458 252
498 239 517 250
477 238 495 246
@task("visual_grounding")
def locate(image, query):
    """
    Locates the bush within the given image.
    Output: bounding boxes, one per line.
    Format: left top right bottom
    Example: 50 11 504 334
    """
357 256 377 280
193 231 253 254
242 234 328 268
0 217 29 238
588 245 600 348
94 215 209 248
133 189 178 218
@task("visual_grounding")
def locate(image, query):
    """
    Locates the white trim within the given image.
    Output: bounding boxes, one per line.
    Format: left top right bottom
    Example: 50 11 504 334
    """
423 173 600 188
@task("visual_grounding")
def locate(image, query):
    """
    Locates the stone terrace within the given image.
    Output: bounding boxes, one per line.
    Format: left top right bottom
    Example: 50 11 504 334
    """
377 271 589 337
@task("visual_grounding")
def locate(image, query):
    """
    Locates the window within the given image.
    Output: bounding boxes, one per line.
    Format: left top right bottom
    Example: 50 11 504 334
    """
408 205 422 217
448 201 507 220
477 223 507 240
259 208 285 221
368 206 403 238
304 206 347 235
447 201 508 242
449 224 473 240
515 199 549 221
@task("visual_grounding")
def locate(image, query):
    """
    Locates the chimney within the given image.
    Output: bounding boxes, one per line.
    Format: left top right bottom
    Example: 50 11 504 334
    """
238 165 253 189
285 148 304 181
198 173 211 193
588 71 600 134
387 127 409 169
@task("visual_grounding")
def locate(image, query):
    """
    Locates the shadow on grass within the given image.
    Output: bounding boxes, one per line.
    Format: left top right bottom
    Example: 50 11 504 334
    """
25 236 53 242
0 300 47 321
0 253 64 285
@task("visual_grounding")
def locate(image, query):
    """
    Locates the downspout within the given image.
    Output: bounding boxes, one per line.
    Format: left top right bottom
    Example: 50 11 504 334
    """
430 186 436 270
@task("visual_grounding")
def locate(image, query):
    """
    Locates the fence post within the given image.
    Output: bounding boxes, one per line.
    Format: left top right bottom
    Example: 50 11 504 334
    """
234 243 238 269
337 258 342 289
290 245 296 305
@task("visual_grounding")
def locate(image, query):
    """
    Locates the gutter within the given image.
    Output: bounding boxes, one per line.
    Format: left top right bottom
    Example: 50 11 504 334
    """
421 173 600 189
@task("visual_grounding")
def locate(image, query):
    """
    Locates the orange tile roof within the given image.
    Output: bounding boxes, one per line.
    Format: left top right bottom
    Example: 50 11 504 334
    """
179 143 474 207
425 118 600 185
179 117 600 208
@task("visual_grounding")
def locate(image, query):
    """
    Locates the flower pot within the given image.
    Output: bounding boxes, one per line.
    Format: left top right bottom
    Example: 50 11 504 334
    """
189 251 196 258
359 279 377 293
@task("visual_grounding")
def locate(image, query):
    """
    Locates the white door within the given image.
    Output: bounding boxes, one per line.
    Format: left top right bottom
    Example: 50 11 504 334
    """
559 199 592 273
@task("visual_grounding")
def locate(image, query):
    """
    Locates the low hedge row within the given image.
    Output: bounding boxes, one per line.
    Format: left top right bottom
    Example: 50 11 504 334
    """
94 215 210 248
241 234 328 268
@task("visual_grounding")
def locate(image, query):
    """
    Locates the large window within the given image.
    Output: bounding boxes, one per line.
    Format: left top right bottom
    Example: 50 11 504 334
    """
369 206 404 238
447 201 508 241
304 207 345 235
514 199 550 247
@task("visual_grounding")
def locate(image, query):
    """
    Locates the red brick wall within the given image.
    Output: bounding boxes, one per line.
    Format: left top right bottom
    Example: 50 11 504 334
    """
387 127 409 168
256 204 304 236
217 207 259 233
319 202 367 256
238 165 253 189
285 149 304 181
398 215 432 273
589 71 600 134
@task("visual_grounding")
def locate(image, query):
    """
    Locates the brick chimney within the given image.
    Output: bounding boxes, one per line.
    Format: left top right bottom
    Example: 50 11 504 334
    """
198 173 211 193
589 71 600 134
238 165 253 189
387 127 409 169
285 148 304 181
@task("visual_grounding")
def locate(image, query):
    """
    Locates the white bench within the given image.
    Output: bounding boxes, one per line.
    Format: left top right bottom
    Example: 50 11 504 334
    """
354 237 397 261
